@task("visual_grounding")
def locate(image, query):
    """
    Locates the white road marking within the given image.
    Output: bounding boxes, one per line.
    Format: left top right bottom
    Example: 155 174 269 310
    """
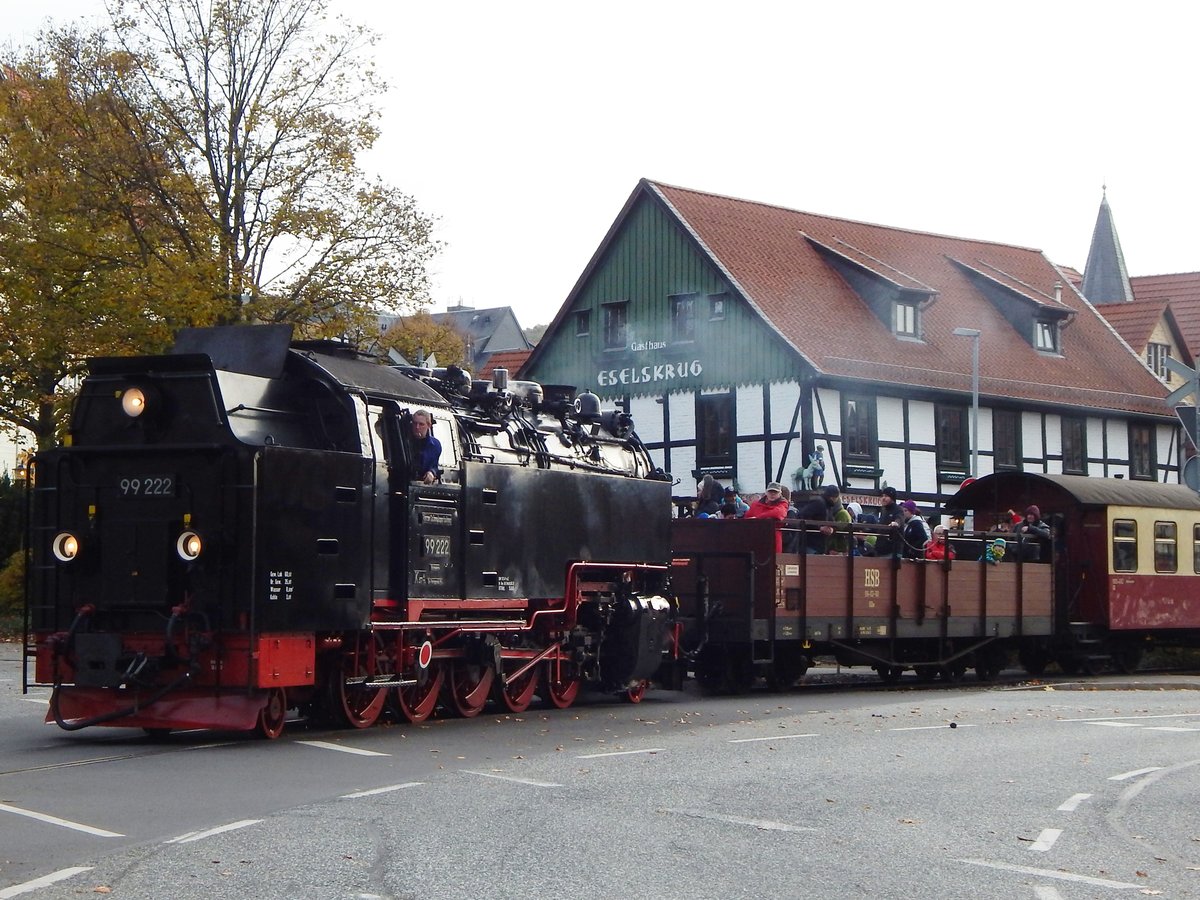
1085 722 1141 728
164 819 261 844
19 697 48 705
576 748 664 759
1060 713 1194 722
665 808 815 833
1145 726 1200 732
889 724 977 731
1033 886 1065 900
0 866 93 899
1108 766 1164 781
461 771 562 787
0 802 123 837
728 733 819 743
341 782 424 798
1056 793 1092 812
958 858 1143 889
1028 828 1062 852
297 740 389 757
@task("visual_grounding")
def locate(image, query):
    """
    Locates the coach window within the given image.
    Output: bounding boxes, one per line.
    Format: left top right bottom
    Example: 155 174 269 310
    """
1111 519 1137 573
1193 524 1200 573
1154 521 1177 573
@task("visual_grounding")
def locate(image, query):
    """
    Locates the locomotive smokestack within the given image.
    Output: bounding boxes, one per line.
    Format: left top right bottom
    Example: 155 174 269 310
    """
492 368 509 391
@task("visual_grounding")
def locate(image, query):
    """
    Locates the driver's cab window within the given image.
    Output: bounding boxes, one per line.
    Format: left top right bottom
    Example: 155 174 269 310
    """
406 407 459 484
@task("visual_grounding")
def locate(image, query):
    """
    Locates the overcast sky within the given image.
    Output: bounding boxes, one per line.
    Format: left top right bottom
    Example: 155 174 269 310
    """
7 1 1199 332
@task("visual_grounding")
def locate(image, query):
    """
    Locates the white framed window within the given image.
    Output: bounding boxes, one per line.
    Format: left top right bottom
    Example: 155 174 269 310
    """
1147 342 1169 379
893 301 918 337
1035 320 1057 351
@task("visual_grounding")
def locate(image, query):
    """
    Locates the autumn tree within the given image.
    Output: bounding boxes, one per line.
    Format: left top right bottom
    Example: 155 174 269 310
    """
380 311 466 368
0 29 223 449
107 0 440 335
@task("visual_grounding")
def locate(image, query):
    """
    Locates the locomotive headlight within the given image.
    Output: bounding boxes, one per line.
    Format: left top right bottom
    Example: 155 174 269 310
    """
52 532 80 563
121 387 148 418
176 531 203 561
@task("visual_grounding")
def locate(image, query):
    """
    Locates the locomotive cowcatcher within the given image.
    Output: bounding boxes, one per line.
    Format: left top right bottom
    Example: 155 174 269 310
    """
25 325 675 737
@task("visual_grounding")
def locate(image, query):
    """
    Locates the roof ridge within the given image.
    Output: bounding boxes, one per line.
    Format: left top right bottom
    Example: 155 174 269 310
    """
648 179 1047 255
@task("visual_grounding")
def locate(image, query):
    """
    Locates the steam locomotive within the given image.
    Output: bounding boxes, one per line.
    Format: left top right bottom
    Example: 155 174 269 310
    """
25 325 675 738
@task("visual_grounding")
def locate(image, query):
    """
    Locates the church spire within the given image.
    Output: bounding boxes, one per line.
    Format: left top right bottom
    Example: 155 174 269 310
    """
1080 187 1134 304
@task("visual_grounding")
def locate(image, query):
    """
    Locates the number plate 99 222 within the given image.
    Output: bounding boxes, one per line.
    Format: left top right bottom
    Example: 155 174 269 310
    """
118 475 176 498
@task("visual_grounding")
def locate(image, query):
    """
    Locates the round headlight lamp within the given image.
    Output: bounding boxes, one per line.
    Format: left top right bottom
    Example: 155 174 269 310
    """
121 387 148 418
52 532 80 563
176 531 203 561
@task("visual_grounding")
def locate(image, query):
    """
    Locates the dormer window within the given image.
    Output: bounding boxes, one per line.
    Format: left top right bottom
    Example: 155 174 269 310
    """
1147 342 1169 379
1034 320 1057 352
893 301 918 338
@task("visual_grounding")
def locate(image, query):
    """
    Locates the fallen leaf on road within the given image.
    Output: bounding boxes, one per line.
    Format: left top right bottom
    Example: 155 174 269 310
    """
93 888 112 894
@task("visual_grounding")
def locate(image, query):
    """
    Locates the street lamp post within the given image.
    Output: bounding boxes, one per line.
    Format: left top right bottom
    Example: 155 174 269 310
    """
953 327 981 477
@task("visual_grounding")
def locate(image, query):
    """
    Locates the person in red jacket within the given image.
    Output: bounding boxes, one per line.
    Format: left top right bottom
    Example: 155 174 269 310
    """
923 524 956 561
745 481 789 551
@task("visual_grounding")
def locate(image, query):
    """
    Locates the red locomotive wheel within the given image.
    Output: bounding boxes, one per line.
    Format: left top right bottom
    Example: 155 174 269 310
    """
624 680 648 704
544 667 581 709
326 639 387 729
495 665 540 714
396 664 444 723
256 688 287 740
448 663 495 718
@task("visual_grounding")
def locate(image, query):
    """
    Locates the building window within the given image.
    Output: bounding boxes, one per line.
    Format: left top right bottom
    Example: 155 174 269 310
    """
1154 521 1177 573
1112 519 1137 572
1034 321 1057 352
893 301 918 338
696 392 735 468
843 396 876 463
1062 416 1086 474
936 405 968 470
575 310 590 337
670 293 697 343
1147 342 1169 379
602 302 628 350
993 409 1021 470
709 292 727 320
1129 423 1155 480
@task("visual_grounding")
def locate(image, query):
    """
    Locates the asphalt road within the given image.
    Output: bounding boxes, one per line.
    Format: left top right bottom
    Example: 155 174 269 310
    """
1 643 1198 899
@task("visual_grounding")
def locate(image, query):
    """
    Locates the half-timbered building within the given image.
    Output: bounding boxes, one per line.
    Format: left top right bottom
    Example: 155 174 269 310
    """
524 180 1181 510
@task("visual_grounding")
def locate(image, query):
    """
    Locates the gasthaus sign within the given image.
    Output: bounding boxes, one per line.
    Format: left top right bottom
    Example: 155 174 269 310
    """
596 338 703 388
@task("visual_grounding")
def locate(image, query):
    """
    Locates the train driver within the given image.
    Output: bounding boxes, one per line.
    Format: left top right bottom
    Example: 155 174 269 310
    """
410 409 442 484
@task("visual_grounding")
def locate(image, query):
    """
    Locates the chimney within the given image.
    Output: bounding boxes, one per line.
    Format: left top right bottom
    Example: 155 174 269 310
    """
1054 281 1063 304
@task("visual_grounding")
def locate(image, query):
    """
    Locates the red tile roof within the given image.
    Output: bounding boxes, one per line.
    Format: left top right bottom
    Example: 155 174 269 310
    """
650 181 1170 417
1094 298 1170 353
1131 272 1200 354
478 350 532 380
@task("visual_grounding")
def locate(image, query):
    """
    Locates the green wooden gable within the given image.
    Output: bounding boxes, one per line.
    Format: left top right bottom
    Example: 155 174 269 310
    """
527 190 802 398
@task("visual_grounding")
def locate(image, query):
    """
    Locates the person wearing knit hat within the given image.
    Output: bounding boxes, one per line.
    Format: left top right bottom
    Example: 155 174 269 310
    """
1014 504 1051 559
899 499 931 560
875 486 903 557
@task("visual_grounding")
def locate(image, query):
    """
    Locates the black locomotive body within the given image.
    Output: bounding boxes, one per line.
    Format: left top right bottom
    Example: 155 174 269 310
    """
27 325 674 737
